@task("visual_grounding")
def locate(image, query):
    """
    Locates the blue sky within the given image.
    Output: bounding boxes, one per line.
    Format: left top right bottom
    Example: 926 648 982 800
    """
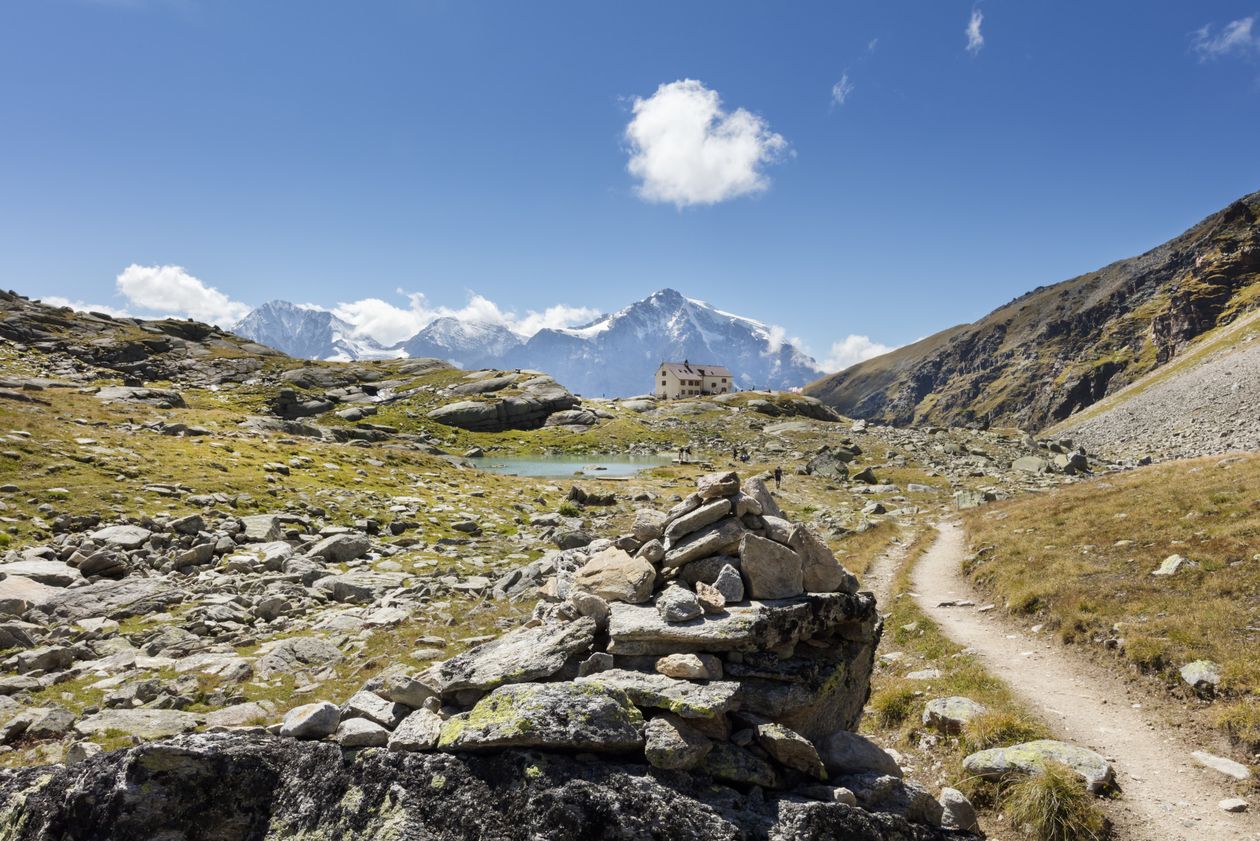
4 1 1260 369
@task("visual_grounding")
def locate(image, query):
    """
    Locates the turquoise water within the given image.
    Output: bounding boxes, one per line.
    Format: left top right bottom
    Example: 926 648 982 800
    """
473 454 672 478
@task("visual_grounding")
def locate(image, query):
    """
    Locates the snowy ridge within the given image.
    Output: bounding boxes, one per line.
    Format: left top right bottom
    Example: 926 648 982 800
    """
232 289 820 397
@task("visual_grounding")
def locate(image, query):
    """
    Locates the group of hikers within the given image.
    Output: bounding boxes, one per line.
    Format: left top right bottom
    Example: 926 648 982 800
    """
675 444 783 490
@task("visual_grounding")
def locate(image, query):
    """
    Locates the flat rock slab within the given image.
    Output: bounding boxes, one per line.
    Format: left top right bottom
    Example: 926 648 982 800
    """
0 561 82 588
607 592 874 656
89 525 152 550
576 669 740 719
922 697 986 734
0 576 63 611
42 578 177 621
437 682 644 752
1192 750 1253 781
75 709 201 740
422 617 596 695
963 739 1114 793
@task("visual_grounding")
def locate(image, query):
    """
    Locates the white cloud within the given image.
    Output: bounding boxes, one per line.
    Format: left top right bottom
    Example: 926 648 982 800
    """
822 334 896 372
39 296 131 319
115 264 251 327
1191 17 1259 60
831 74 855 106
331 291 599 345
965 8 985 55
625 79 788 208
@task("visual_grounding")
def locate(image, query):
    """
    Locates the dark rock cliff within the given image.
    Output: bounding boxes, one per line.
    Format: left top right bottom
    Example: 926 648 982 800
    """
0 734 973 841
805 189 1260 431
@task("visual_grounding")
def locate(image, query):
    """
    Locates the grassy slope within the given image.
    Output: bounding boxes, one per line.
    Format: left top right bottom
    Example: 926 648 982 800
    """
963 454 1260 752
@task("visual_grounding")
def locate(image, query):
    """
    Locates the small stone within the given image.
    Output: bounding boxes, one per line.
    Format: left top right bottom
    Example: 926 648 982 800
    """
1179 660 1220 692
1192 750 1252 781
656 585 702 623
279 701 340 740
922 697 986 734
821 731 903 777
643 715 711 770
387 709 443 752
696 471 740 500
755 722 826 779
66 741 103 765
713 564 744 603
1152 554 1196 576
940 787 979 832
1219 797 1248 813
335 717 389 748
694 581 725 613
655 653 722 680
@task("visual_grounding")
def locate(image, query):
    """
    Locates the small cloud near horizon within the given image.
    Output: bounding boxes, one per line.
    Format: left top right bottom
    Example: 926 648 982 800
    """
822 334 896 372
624 79 789 208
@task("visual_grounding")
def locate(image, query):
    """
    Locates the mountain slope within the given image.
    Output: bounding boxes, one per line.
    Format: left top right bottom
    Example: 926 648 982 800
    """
233 289 821 397
233 300 400 362
806 189 1260 431
398 317 525 369
506 289 820 397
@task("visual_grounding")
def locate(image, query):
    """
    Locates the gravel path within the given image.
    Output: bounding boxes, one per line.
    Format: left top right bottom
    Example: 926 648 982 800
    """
913 522 1260 841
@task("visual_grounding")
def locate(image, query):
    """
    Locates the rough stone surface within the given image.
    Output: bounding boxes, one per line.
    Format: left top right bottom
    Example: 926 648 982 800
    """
0 734 966 840
922 697 986 735
964 740 1115 793
643 715 711 770
573 548 656 604
738 534 804 599
438 682 645 752
420 617 596 695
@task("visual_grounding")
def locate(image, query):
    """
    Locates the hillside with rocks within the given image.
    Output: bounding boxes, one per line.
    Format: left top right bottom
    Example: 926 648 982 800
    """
1046 309 1260 461
806 189 1260 433
0 289 1138 838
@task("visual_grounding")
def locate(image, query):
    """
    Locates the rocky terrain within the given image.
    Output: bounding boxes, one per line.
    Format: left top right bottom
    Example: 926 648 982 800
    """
0 289 1150 838
1047 310 1260 461
806 189 1260 433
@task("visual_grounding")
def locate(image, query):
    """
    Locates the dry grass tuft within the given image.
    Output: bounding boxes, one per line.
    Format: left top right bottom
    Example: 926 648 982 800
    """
1002 761 1108 841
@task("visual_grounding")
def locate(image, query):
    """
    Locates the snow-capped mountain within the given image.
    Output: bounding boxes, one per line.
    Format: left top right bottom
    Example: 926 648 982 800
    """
232 301 400 362
231 290 820 396
397 317 524 369
505 289 819 397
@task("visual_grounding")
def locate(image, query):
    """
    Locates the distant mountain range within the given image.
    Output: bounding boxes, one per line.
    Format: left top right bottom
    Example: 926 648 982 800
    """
232 301 401 363
232 288 821 397
805 188 1260 431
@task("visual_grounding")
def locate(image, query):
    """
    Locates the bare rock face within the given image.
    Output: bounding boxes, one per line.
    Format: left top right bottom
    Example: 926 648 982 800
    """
0 734 969 840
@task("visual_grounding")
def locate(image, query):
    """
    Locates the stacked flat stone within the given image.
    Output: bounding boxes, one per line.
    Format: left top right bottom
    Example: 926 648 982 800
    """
281 471 893 796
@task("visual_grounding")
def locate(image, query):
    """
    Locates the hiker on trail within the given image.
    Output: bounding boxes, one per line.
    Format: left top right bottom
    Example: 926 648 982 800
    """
678 446 687 464
732 445 739 461
773 466 783 489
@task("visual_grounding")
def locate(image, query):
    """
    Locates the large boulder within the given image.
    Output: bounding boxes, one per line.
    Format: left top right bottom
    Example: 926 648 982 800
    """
963 739 1114 793
437 682 645 752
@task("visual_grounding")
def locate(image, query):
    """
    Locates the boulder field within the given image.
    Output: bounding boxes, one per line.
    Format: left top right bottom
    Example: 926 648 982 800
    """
0 472 975 838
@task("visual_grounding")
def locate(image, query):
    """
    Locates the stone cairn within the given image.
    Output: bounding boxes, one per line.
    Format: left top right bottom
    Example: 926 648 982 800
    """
281 471 942 821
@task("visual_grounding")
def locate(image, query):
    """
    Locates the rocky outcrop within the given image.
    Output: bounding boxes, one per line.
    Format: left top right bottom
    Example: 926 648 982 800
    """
427 372 582 432
0 734 970 840
806 189 1260 432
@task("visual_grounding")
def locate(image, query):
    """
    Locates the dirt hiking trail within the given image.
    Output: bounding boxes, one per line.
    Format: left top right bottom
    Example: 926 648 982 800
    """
910 521 1259 841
